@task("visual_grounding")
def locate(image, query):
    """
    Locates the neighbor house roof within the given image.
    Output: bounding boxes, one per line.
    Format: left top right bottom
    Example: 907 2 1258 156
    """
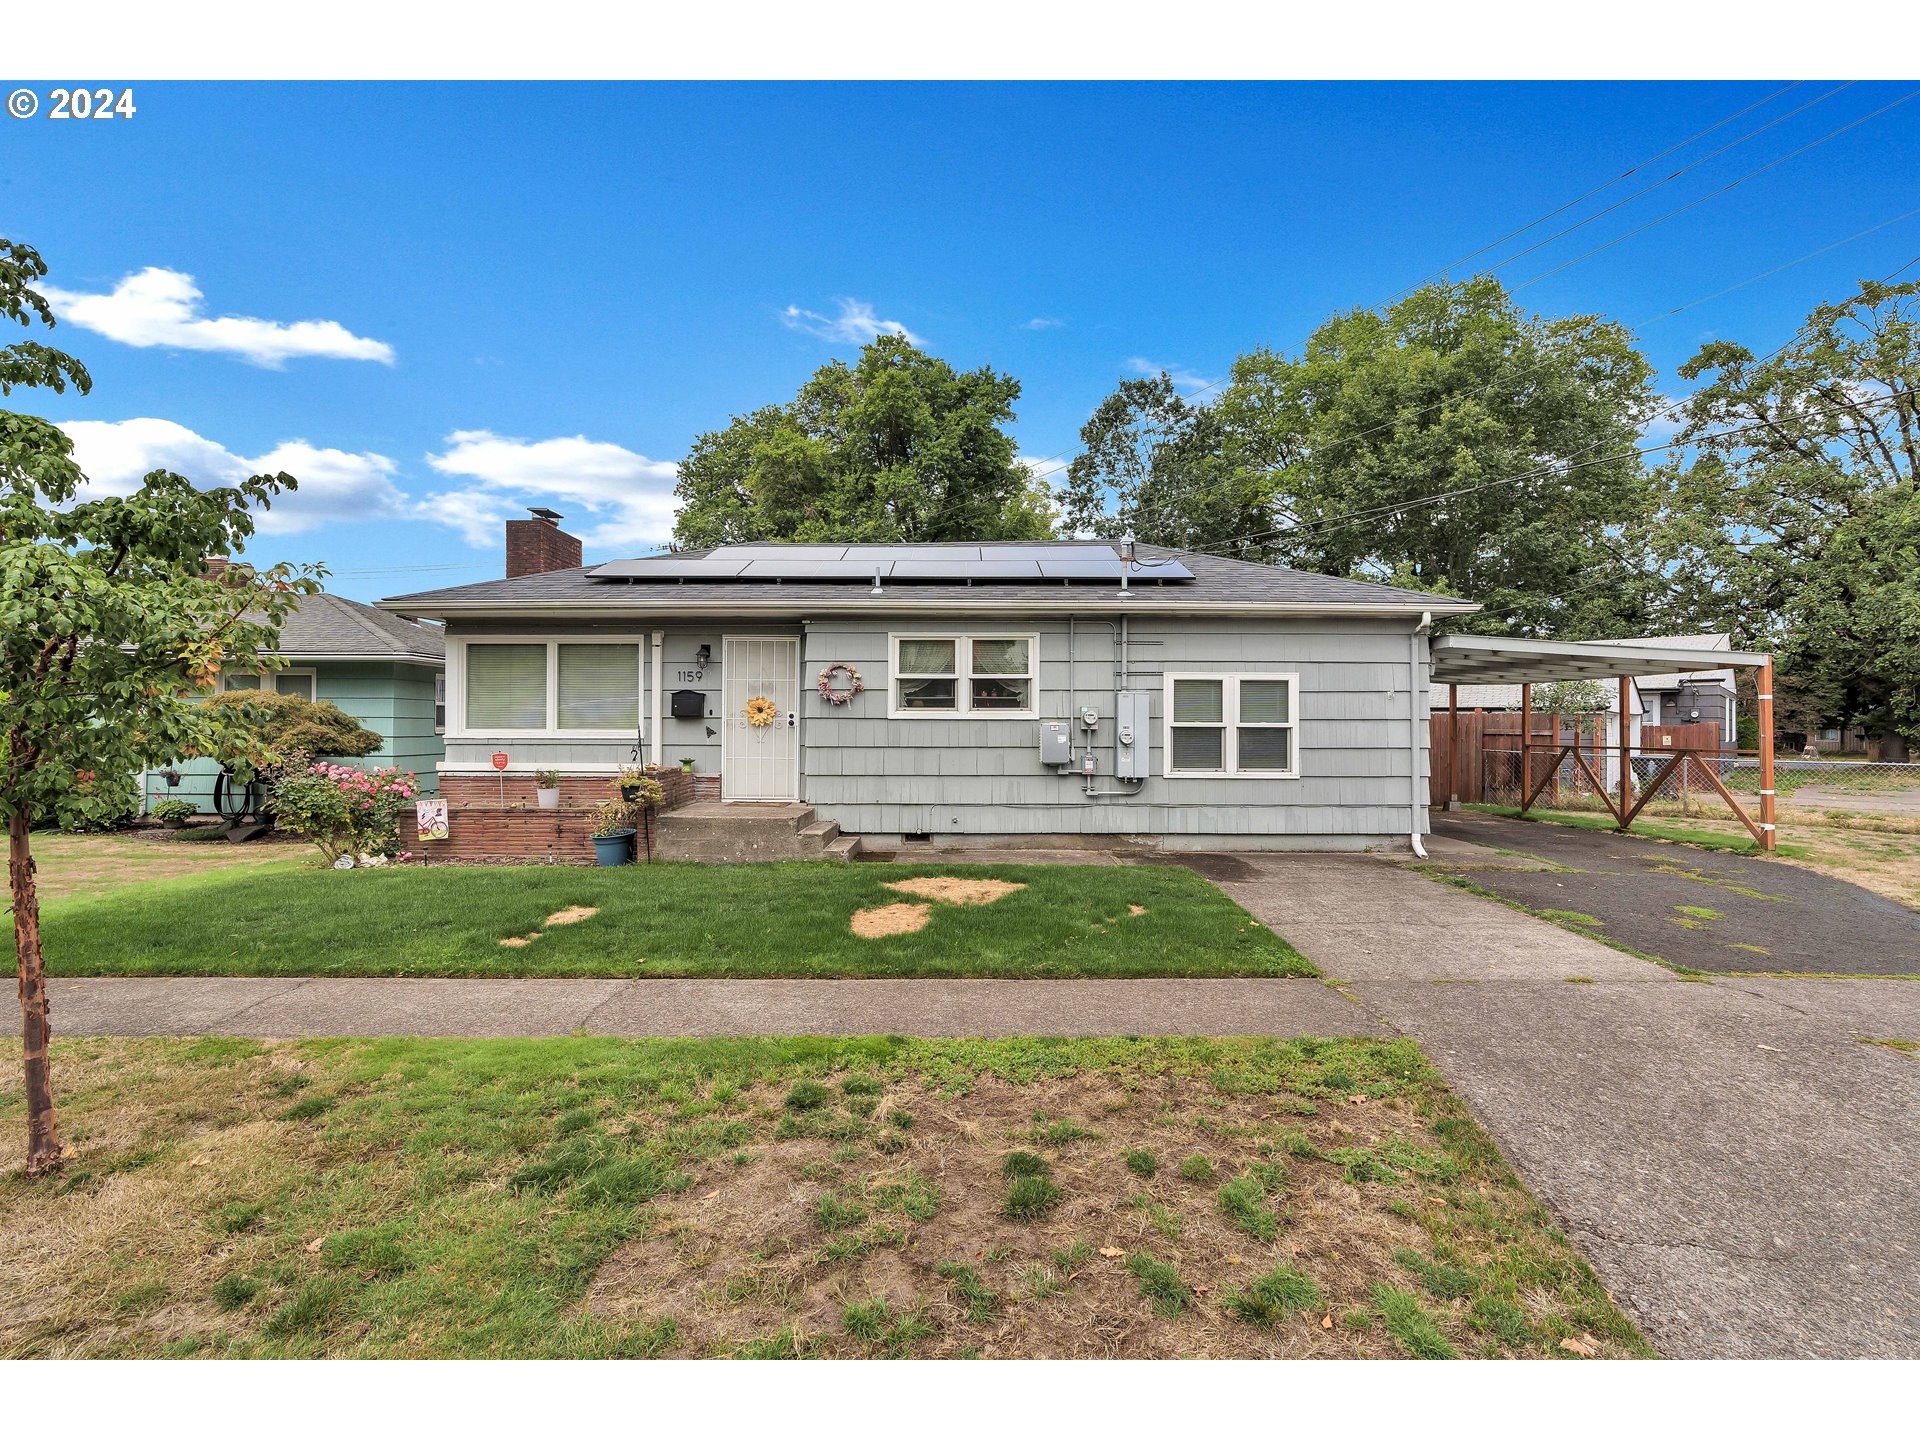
378 542 1480 619
271 592 445 663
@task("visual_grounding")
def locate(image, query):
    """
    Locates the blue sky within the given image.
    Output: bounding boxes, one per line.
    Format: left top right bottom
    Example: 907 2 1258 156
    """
6 80 1918 601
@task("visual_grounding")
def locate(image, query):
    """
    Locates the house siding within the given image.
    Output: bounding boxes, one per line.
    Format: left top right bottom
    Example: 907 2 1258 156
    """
440 611 1429 851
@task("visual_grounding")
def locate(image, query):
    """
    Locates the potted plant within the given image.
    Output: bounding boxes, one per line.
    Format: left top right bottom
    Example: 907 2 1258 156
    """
151 798 197 829
590 800 637 866
534 769 562 809
679 757 696 775
616 766 648 803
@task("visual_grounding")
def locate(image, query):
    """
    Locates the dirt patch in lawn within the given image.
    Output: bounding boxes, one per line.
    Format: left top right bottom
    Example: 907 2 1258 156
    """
882 877 1028 907
545 906 599 927
580 1069 1636 1359
849 903 933 938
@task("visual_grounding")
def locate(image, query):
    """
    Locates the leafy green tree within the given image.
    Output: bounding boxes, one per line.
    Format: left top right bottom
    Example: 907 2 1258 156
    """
1648 278 1920 756
1058 373 1268 549
1066 280 1660 634
2 237 318 1174
672 335 1053 546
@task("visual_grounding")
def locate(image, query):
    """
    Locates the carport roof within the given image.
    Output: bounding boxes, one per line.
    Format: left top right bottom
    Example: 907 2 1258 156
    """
1431 633 1769 686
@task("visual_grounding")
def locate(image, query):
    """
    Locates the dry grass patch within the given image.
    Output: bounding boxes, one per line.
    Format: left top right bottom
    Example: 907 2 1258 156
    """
882 877 1028 907
849 903 933 938
1 1035 1647 1358
545 906 599 927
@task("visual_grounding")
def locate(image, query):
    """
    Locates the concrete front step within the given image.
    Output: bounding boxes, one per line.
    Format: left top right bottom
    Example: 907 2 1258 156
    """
656 802 861 863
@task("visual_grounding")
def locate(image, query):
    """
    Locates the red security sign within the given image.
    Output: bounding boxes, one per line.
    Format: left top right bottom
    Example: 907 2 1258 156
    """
491 752 509 771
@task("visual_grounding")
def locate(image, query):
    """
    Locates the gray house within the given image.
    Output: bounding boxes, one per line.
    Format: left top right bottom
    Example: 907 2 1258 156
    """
382 518 1475 853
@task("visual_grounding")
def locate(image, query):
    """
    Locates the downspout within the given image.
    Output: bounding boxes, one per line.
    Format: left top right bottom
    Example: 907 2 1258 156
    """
649 630 664 769
1409 611 1431 859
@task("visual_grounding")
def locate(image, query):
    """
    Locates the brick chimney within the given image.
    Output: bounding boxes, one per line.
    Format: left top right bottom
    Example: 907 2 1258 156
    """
505 507 582 578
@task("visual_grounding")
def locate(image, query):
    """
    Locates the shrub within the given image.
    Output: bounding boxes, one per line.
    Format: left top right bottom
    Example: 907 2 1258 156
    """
203 688 382 772
269 761 418 865
150 798 198 824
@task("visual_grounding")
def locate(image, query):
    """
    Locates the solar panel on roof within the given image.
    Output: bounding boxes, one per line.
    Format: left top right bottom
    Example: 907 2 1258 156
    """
708 544 848 561
737 559 890 579
588 557 751 578
1037 559 1127 579
844 544 982 562
889 559 1043 579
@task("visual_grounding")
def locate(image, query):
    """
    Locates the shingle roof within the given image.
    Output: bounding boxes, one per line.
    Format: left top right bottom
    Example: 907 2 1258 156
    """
378 542 1477 617
271 592 445 663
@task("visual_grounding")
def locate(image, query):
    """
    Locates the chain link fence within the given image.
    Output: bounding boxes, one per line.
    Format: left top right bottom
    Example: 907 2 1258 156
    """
1480 748 1920 820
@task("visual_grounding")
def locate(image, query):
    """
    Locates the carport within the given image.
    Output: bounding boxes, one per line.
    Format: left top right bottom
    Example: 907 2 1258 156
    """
1430 634 1779 851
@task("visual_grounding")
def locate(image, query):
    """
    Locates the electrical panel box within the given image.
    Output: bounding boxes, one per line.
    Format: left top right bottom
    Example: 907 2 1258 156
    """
1115 690 1151 780
1039 720 1072 766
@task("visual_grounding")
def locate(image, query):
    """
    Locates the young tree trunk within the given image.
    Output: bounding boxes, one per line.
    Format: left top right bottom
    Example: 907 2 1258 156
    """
9 807 62 1175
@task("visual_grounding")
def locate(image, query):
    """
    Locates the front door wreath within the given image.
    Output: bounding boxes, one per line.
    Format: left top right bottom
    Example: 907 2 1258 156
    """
744 695 779 727
816 663 866 705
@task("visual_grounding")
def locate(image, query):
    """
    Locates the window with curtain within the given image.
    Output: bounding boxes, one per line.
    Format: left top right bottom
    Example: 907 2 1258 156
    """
558 644 639 730
1165 674 1298 776
466 643 547 730
894 637 958 711
890 635 1038 715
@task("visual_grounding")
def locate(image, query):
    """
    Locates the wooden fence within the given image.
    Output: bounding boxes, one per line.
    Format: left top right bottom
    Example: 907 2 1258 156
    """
1430 714 1725 805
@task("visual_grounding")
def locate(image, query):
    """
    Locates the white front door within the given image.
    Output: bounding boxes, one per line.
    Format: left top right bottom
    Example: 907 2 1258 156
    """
721 636 800 801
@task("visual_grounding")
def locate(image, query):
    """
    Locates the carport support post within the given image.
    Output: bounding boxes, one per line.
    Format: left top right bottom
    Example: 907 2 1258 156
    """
1618 675 1633 830
1519 683 1532 813
1448 683 1460 809
1759 657 1777 852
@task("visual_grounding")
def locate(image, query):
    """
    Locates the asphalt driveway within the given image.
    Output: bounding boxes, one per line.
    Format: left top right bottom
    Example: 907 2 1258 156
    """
1427 810 1920 975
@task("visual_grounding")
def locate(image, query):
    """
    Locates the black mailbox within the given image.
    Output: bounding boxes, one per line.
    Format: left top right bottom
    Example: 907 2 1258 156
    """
670 689 705 720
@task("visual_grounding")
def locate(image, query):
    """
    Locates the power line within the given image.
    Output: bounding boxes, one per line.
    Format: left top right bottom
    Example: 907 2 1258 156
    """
1460 82 1855 284
1382 82 1797 305
1510 86 1920 293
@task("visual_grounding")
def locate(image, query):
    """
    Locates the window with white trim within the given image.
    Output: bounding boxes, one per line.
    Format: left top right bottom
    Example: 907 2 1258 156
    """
889 634 1037 716
1164 673 1298 776
459 640 641 735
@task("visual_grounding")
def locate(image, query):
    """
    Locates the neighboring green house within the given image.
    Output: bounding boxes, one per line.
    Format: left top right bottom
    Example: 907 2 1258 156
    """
140 592 446 815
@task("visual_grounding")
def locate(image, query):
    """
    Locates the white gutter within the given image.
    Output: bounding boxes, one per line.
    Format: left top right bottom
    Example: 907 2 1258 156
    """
649 630 664 769
1409 610 1431 860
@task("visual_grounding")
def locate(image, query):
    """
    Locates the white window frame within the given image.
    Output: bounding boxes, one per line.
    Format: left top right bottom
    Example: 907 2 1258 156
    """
447 635 645 741
220 666 317 699
887 632 1039 720
1162 672 1300 778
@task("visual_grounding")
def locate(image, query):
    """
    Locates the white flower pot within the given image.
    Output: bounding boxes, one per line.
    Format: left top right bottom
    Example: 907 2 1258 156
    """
537 786 561 809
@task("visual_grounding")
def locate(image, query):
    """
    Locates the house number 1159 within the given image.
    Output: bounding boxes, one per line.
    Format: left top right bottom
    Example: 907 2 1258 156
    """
674 669 706 682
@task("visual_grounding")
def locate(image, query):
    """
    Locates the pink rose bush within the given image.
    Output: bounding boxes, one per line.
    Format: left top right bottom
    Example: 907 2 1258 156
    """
269 761 419 866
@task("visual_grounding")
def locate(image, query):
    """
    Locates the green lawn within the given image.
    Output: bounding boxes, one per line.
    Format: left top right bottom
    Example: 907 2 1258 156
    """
29 860 1313 979
0 1034 1648 1358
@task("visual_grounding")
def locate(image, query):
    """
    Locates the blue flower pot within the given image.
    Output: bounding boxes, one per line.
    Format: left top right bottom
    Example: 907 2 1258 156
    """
592 829 636 867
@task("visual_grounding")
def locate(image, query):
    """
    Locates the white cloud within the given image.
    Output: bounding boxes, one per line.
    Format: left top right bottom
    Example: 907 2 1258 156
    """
423 430 680 551
41 267 395 368
1016 453 1069 491
56 417 406 534
780 298 923 347
1124 356 1220 395
1020 317 1063 331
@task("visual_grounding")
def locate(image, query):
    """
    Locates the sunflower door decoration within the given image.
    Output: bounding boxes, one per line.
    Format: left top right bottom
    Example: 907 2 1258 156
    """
744 695 779 728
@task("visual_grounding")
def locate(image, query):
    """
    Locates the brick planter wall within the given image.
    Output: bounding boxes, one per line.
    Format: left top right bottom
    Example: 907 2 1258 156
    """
414 768 693 863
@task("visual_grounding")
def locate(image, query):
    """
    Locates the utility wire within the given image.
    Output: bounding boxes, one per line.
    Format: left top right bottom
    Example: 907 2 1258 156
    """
1382 82 1805 302
1510 86 1920 293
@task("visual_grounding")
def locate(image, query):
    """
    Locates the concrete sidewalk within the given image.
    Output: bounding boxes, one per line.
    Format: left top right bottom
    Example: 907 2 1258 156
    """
1212 854 1920 1360
46 975 1380 1040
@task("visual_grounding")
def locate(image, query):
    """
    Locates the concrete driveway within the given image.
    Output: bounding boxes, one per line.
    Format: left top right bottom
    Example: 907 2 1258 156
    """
1210 853 1920 1359
1427 809 1920 975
